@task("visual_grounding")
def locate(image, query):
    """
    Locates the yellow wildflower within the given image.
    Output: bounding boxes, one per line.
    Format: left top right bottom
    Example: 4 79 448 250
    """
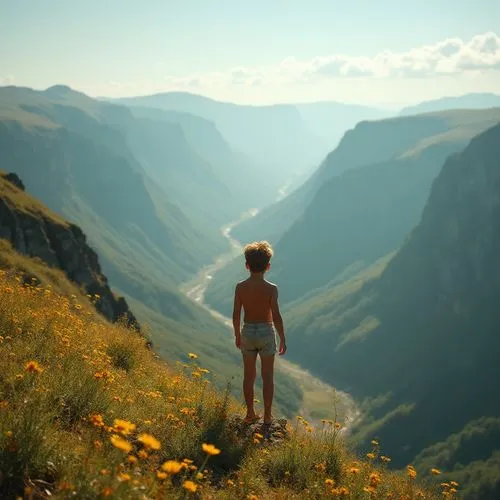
371 440 379 446
117 473 131 482
254 433 264 440
431 468 442 475
369 472 381 487
162 460 183 474
315 462 326 472
90 414 104 427
183 480 197 493
188 352 198 359
381 455 391 463
113 419 136 435
128 455 138 464
137 433 161 450
156 471 167 480
325 478 335 486
349 467 360 474
366 452 376 459
450 481 459 487
227 479 235 486
407 465 417 480
24 360 43 374
110 435 132 453
138 449 148 459
202 443 221 456
247 495 259 500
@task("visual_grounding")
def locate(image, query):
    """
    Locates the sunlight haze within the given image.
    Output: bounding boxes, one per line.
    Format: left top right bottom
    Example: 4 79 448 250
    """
1 0 499 106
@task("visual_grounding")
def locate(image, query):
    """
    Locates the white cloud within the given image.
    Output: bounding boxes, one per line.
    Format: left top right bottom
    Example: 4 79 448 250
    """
305 31 500 79
160 31 500 89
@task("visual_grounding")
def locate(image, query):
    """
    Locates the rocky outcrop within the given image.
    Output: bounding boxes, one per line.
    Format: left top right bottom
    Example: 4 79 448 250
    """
4 172 25 191
228 416 289 446
0 172 138 328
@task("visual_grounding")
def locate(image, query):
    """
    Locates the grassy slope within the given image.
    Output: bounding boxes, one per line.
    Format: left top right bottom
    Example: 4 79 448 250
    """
0 266 444 499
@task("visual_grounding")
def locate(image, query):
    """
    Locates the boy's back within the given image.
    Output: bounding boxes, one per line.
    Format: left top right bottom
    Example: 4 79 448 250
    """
236 277 277 324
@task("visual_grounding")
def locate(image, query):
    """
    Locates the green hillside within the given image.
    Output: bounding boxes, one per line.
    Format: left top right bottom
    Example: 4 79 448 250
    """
284 123 500 497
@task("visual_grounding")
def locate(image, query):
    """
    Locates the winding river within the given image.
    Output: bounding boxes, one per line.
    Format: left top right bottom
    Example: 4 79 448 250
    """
181 209 360 429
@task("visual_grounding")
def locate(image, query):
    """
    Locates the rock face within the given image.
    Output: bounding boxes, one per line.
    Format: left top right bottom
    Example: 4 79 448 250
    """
0 172 138 328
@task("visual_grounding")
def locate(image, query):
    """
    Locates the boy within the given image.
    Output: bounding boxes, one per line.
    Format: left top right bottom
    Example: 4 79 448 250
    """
232 241 287 425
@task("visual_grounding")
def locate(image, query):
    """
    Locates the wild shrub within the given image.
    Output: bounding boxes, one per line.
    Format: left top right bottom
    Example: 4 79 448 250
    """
107 342 135 372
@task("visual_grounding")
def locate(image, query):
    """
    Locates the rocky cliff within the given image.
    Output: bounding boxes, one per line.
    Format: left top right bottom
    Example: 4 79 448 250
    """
0 171 138 328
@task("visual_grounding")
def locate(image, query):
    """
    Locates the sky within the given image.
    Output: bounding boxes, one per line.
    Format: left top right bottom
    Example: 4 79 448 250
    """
1 0 499 107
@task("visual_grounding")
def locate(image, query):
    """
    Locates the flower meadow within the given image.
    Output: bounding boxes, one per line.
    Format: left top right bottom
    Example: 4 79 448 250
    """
0 269 456 499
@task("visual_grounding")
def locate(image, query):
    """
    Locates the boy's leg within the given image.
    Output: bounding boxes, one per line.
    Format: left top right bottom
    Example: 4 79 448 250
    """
260 354 275 424
243 354 258 419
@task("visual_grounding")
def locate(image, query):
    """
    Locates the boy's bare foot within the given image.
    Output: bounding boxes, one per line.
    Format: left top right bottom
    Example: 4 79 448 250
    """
243 414 261 424
263 414 273 425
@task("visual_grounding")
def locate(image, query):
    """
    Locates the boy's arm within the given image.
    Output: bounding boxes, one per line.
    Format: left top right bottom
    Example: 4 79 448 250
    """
232 284 242 348
271 285 287 356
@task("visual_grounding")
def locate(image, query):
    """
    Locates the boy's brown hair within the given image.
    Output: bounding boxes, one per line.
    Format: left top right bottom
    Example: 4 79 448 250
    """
244 241 274 273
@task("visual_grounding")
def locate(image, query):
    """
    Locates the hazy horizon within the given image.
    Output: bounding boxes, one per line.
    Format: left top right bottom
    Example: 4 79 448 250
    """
1 0 499 107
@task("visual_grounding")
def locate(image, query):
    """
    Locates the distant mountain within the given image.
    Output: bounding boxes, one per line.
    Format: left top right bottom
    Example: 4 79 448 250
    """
285 123 500 497
206 108 500 316
400 92 500 116
127 106 277 213
114 92 332 201
296 101 390 144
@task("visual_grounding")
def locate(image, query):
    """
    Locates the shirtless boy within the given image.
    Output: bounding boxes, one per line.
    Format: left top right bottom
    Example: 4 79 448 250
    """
232 241 287 425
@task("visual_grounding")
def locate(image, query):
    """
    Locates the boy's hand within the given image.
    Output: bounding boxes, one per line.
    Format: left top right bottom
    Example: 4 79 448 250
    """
279 339 287 356
235 334 241 349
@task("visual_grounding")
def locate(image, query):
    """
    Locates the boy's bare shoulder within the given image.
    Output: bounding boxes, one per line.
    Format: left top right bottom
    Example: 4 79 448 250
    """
235 278 250 289
264 279 279 291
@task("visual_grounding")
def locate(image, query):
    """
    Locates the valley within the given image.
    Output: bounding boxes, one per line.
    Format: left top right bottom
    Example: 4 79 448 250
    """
1 82 500 498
